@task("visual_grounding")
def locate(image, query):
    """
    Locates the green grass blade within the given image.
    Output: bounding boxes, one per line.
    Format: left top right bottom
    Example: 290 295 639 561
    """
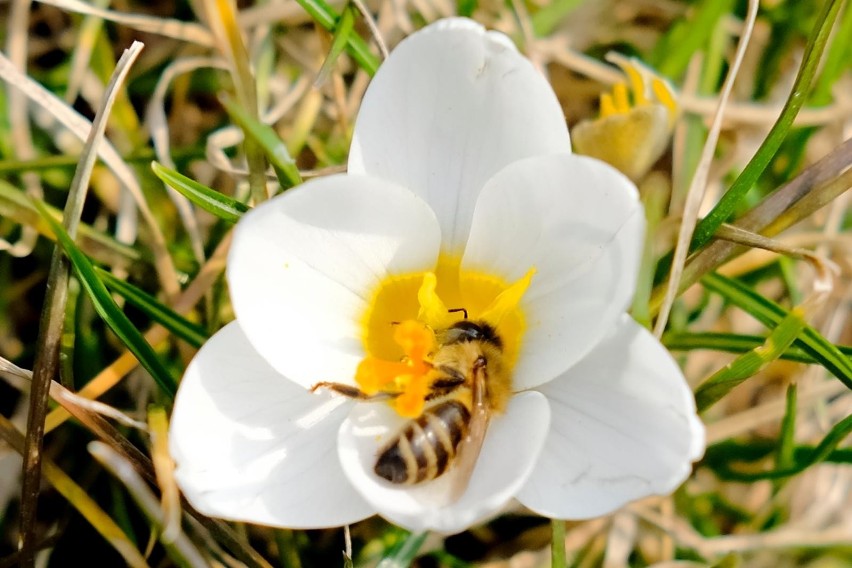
423 551 472 568
376 531 427 568
531 0 584 37
0 415 149 568
551 519 567 568
0 178 145 268
220 98 303 190
632 175 669 328
709 413 852 481
60 278 80 389
777 384 798 470
701 272 852 390
315 4 355 85
705 439 852 466
663 331 852 364
457 0 478 19
695 305 806 412
651 0 735 78
809 0 852 105
89 441 209 567
151 161 249 222
95 267 207 348
33 198 178 398
274 529 305 568
293 0 380 76
690 0 844 251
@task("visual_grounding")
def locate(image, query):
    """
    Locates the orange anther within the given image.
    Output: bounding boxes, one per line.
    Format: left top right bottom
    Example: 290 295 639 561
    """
393 320 436 363
355 357 410 394
394 373 430 418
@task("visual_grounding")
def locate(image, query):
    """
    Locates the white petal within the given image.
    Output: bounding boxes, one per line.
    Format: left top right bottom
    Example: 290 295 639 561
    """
170 322 375 527
228 175 440 388
338 391 550 534
349 18 570 252
462 154 644 389
516 316 705 519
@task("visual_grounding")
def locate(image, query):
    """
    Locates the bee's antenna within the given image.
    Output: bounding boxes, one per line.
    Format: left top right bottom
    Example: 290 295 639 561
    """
447 307 468 319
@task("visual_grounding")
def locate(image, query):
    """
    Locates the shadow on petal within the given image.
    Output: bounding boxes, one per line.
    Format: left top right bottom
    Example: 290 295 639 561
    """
462 154 645 389
349 19 570 251
170 322 375 527
228 174 441 389
517 315 704 519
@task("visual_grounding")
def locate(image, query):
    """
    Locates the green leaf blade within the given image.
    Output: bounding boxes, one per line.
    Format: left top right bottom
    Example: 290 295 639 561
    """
96 267 207 348
33 198 178 398
151 161 249 222
293 0 380 75
702 272 852 390
690 0 844 251
694 306 807 412
220 99 303 191
376 531 427 568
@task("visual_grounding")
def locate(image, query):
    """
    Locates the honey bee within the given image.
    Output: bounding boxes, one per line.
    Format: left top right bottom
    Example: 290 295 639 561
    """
311 316 511 500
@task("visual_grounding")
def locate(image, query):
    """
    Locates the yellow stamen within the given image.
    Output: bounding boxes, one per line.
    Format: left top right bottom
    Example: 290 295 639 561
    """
416 272 453 330
357 254 534 418
600 92 617 118
651 77 678 125
612 82 631 113
607 54 650 107
624 63 649 106
480 268 536 325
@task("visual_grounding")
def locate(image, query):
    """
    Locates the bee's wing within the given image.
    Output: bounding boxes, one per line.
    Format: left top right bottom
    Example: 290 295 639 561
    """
448 365 491 503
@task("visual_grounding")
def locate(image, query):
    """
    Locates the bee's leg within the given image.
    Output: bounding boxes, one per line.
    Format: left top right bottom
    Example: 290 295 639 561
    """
310 381 397 401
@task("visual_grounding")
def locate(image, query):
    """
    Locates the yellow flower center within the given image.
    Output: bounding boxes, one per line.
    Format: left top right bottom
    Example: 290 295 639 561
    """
357 254 534 418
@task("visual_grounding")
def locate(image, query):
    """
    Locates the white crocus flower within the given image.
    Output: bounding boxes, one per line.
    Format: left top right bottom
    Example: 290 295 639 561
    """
169 18 705 535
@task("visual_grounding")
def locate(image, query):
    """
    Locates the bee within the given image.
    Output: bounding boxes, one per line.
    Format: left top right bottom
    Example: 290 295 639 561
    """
311 314 511 500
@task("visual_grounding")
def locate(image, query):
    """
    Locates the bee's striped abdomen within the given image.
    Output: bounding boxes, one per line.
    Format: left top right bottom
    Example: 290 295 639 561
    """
374 400 470 484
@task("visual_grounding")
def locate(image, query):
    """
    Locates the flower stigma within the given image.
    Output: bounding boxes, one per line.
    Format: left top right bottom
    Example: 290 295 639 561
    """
358 254 534 418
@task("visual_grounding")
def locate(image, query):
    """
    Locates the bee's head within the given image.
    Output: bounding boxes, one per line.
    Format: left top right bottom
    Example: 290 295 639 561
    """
443 320 503 349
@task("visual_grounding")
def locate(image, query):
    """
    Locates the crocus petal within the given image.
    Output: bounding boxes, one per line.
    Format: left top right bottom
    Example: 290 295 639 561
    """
349 18 571 252
516 316 705 519
462 154 644 389
338 391 550 534
170 322 375 527
228 175 441 388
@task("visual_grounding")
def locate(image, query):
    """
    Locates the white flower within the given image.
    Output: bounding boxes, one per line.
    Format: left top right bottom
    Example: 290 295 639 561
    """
169 18 705 535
